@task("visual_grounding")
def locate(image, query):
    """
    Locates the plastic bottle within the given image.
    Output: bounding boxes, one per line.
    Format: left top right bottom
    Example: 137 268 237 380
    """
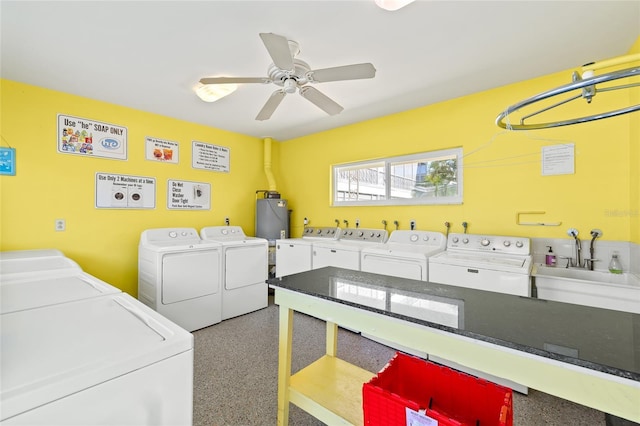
545 246 557 267
608 252 623 274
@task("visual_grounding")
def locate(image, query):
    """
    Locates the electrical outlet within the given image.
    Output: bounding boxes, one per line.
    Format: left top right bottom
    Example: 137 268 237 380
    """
55 219 66 232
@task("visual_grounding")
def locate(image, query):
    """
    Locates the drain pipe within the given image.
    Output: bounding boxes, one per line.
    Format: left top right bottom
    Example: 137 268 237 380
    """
263 137 277 192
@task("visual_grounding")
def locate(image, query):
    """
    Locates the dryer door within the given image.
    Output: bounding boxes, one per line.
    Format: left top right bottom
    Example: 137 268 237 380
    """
361 253 427 281
162 250 220 304
225 245 267 290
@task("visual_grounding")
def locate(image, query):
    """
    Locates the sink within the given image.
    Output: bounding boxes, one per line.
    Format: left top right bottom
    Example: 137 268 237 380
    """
533 264 640 314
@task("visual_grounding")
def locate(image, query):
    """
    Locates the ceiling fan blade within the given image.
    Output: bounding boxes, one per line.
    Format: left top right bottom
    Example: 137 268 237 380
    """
259 33 294 71
299 86 344 116
256 90 286 121
309 63 376 83
200 77 269 85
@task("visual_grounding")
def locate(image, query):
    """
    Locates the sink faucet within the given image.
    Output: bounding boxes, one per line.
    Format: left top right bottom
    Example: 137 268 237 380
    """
567 228 582 268
587 229 603 271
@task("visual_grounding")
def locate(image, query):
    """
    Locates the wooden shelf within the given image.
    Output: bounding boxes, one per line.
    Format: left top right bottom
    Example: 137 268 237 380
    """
289 355 375 425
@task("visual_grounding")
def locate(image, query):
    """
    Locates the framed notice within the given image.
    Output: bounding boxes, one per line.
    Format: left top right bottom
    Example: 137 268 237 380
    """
145 136 179 163
542 144 574 176
167 180 211 210
95 173 156 209
192 141 230 173
58 114 127 160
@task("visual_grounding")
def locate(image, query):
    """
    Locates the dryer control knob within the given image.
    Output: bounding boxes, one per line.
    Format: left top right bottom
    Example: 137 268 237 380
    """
222 229 228 235
169 231 177 238
452 237 459 243
358 231 364 237
463 238 469 244
503 240 511 247
515 241 524 248
369 232 375 238
410 234 419 242
481 238 490 246
423 235 429 241
317 229 322 234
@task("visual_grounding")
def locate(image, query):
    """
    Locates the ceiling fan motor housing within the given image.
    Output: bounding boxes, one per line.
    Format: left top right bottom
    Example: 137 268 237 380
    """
268 59 311 90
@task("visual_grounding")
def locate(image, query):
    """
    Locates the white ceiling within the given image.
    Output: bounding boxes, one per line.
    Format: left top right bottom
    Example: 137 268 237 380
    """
2 1 639 141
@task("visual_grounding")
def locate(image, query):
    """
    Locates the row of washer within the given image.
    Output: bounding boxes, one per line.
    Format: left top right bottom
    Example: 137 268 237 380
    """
0 249 193 424
276 227 533 297
138 226 268 332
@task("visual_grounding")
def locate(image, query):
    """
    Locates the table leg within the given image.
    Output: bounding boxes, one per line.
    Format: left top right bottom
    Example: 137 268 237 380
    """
277 305 293 426
326 321 338 357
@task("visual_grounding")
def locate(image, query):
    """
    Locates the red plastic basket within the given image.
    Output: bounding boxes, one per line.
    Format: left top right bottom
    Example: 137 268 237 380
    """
363 352 513 426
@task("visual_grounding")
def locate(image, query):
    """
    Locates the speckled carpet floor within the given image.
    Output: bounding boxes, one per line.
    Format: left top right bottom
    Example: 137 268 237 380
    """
192 296 606 426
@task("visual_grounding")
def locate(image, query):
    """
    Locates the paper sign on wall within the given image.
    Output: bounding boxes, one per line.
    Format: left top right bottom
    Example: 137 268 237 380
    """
0 147 16 176
542 144 574 176
95 172 156 209
192 141 230 173
58 114 127 160
145 136 179 163
167 180 211 210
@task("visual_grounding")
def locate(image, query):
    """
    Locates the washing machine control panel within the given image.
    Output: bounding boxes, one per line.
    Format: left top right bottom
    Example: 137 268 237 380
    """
141 228 201 243
302 227 341 239
387 230 446 247
339 228 387 243
446 233 530 255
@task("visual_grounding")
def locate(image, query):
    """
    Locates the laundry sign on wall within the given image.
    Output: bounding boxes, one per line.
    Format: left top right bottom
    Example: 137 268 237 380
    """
95 172 156 209
167 180 211 210
192 141 230 173
58 114 127 160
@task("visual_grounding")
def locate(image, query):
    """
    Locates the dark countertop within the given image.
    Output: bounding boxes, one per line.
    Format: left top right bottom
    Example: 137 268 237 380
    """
268 267 640 382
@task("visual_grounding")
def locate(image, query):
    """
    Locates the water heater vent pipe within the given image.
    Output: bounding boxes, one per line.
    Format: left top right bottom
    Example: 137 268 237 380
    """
263 137 277 192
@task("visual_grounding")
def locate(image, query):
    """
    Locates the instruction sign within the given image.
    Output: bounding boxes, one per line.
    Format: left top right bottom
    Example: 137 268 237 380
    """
167 180 211 210
0 147 16 176
58 114 127 160
542 144 574 176
192 141 230 173
145 136 179 163
95 172 156 209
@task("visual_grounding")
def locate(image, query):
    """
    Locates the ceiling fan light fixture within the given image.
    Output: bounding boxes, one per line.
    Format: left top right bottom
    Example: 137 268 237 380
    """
374 0 415 11
195 83 238 102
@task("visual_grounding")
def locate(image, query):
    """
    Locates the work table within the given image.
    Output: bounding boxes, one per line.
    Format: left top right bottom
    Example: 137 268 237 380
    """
268 267 640 425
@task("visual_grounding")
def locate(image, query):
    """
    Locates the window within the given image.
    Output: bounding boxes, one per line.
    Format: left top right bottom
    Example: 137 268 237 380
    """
333 148 462 206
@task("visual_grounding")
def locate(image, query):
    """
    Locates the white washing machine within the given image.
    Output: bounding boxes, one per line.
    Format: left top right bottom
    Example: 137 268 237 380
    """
1 292 193 425
275 226 340 277
138 227 223 332
200 226 268 320
312 227 388 271
428 233 533 296
360 230 447 281
0 252 82 280
427 232 532 393
1 269 121 314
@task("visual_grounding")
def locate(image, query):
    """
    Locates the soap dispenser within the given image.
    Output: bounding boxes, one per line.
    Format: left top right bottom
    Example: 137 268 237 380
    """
545 246 556 267
608 252 623 274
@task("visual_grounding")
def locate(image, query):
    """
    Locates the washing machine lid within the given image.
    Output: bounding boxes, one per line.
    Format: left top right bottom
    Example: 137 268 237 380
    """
361 243 445 258
276 238 313 246
0 256 82 279
1 271 121 314
0 249 65 261
0 293 193 421
429 250 532 274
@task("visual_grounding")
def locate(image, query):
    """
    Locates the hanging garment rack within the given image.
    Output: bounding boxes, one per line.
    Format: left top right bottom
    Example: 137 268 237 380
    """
496 53 640 130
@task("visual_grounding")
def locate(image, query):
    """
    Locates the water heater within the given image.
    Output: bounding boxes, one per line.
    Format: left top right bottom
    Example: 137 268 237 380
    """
255 191 289 242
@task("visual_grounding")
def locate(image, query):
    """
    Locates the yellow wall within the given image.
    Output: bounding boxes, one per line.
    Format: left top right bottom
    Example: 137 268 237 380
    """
278 49 638 243
629 38 640 243
0 80 266 295
1 41 638 297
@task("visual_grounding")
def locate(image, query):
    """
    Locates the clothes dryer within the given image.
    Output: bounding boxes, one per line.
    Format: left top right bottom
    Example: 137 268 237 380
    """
275 226 340 277
200 226 268 320
312 228 388 271
138 228 222 331
1 293 193 425
360 230 446 281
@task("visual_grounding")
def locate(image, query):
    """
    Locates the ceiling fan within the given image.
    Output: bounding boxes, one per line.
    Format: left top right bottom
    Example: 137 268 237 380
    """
199 33 376 121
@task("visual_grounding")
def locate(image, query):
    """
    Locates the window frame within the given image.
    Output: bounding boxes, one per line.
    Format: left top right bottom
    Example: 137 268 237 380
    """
332 147 463 206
